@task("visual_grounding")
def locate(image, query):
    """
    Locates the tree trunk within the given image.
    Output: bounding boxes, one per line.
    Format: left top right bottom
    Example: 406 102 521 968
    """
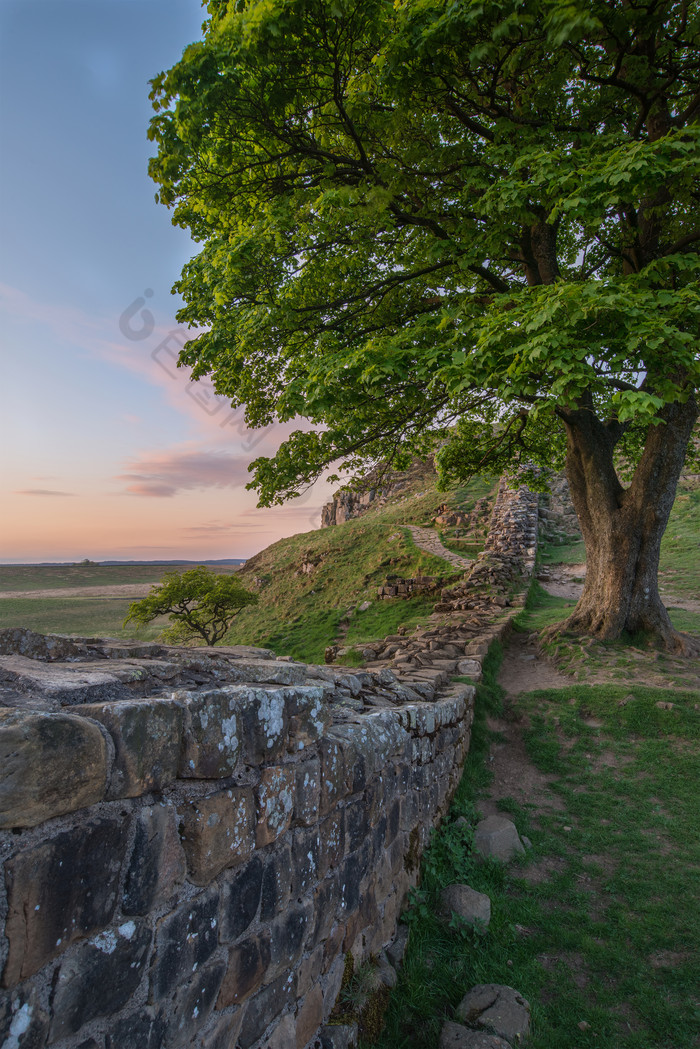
557 393 699 654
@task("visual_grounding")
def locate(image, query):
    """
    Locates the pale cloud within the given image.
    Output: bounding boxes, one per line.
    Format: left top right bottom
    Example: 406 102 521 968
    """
14 488 76 497
118 447 253 497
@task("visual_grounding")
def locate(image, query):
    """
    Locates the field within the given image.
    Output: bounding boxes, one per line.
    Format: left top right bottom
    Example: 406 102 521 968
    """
0 562 241 640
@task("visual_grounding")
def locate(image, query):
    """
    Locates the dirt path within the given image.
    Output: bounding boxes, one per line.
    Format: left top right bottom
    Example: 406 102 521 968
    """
477 633 570 819
405 525 473 571
0 584 154 600
537 564 700 613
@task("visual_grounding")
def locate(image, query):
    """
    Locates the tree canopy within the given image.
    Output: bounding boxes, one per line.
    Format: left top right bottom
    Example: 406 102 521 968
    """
124 566 257 645
148 0 700 648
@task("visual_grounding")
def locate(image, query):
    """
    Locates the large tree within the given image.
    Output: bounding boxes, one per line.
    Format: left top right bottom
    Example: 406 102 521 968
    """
148 0 700 652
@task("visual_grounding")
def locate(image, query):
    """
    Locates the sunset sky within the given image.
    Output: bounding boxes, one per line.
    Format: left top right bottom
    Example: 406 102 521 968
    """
0 0 333 563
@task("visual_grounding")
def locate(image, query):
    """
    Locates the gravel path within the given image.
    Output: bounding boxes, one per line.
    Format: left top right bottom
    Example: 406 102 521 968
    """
405 525 473 571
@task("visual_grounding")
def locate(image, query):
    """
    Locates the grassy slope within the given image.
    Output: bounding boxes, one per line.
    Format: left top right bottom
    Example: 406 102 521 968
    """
224 472 497 663
368 649 700 1049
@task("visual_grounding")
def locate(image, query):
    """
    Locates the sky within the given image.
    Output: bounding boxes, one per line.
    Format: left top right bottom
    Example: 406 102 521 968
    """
0 0 333 563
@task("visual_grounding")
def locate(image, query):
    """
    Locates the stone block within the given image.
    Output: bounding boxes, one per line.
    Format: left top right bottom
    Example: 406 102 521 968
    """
439 885 491 931
266 1012 296 1049
287 686 332 751
473 816 525 862
296 984 323 1048
297 944 324 997
294 757 321 826
178 688 243 779
220 855 264 942
163 959 227 1049
3 816 130 984
122 802 186 915
339 848 369 916
0 986 49 1049
76 698 182 798
232 660 307 685
150 887 219 1001
321 954 346 1021
179 788 255 885
385 925 409 969
256 765 295 847
51 920 152 1040
237 971 296 1049
269 899 313 978
318 811 344 876
236 687 290 764
439 1022 512 1049
105 1007 166 1049
217 930 271 1007
292 826 321 896
260 844 293 922
0 710 107 829
456 984 531 1044
344 798 370 853
456 659 482 678
199 1009 244 1049
319 738 347 815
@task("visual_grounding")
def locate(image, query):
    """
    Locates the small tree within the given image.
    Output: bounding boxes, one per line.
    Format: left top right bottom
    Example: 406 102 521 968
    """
124 566 257 645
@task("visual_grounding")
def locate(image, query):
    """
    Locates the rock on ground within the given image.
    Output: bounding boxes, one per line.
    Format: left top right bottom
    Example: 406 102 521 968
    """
439 1021 513 1048
456 984 530 1044
439 884 491 929
473 816 525 862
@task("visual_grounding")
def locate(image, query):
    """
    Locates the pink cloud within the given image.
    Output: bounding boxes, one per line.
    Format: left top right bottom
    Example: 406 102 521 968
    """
118 447 253 497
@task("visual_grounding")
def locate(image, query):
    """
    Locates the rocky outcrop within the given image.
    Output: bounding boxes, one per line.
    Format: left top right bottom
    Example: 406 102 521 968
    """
320 459 437 527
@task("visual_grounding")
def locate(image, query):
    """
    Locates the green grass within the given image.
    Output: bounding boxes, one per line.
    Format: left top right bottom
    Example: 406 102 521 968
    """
224 472 494 662
658 483 700 600
226 519 451 662
344 595 438 647
538 538 587 565
0 563 187 592
366 657 700 1049
0 597 166 638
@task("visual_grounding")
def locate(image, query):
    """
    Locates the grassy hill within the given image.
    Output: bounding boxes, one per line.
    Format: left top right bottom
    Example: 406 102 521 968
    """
225 469 497 663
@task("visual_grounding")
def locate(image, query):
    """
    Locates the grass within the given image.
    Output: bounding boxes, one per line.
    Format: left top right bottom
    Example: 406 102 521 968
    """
365 651 700 1049
224 472 494 662
0 596 166 638
658 481 700 601
538 538 587 565
0 563 186 592
226 520 450 663
344 595 438 647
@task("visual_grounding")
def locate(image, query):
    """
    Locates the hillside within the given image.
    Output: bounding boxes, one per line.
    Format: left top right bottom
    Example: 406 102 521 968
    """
225 467 497 663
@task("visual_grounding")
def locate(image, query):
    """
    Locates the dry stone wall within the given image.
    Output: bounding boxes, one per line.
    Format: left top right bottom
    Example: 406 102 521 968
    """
0 637 474 1049
0 477 540 1049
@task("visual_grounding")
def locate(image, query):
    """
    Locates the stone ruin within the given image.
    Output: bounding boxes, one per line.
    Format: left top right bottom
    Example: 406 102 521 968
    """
0 477 540 1049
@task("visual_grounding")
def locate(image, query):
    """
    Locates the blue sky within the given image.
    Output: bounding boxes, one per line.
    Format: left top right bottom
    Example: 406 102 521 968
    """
0 0 330 562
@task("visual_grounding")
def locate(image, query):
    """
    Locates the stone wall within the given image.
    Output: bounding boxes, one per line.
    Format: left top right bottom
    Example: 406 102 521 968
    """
0 476 540 1049
0 635 474 1049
